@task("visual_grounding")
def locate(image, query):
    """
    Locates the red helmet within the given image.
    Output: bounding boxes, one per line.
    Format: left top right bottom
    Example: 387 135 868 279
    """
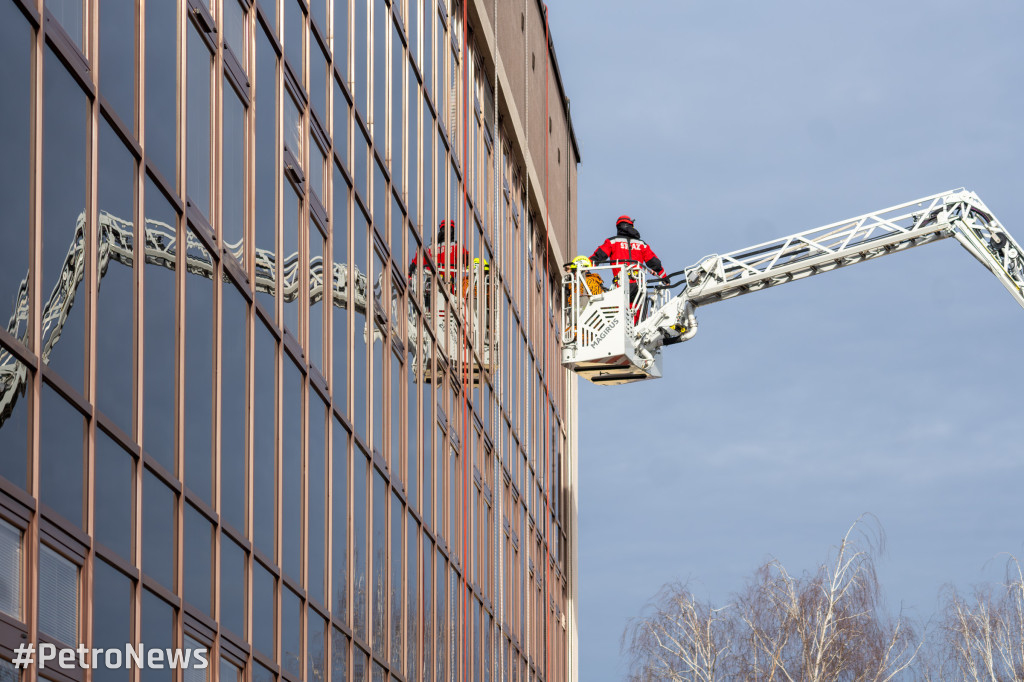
438 219 455 230
616 215 634 227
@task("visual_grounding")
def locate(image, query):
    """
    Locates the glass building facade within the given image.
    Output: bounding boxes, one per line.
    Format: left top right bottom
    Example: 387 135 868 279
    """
0 0 580 680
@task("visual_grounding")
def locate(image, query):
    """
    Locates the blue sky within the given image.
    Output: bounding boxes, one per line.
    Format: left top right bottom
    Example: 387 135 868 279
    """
549 1 1024 678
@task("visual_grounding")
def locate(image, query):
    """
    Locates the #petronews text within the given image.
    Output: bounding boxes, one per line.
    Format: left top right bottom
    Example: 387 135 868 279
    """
12 642 209 670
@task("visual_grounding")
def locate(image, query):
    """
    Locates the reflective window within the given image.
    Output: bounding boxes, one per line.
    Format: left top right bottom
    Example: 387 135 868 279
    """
390 351 401 472
282 359 302 581
184 504 212 615
252 562 275 657
331 418 349 620
389 493 402 670
140 590 173 682
334 79 349 171
255 26 277 315
353 646 367 682
50 0 85 50
310 222 325 369
220 534 246 638
308 390 326 603
0 347 29 489
92 560 131 682
94 430 133 559
0 3 32 341
0 520 21 619
332 166 349 405
352 449 368 641
423 536 432 677
38 545 78 646
354 126 369 202
372 2 386 144
406 517 418 679
284 0 304 83
285 93 303 170
220 658 242 682
40 385 84 527
187 24 213 216
253 322 276 556
145 0 178 183
390 24 403 188
422 362 432 524
371 318 384 452
143 469 176 589
183 636 208 682
353 0 367 115
406 341 418 511
281 588 302 677
422 0 432 100
283 184 301 337
310 135 327 203
371 470 386 658
310 33 328 125
185 228 214 503
41 48 88 392
99 0 136 127
221 285 247 532
223 81 246 263
96 120 136 435
331 628 349 682
223 0 247 66
334 0 349 83
143 178 177 471
407 66 419 226
308 612 327 682
352 208 369 440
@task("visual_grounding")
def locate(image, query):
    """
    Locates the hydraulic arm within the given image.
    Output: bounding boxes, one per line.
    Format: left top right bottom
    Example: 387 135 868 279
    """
562 189 1024 384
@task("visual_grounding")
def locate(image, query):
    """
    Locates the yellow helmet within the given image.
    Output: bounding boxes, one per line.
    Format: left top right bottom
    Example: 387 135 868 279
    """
570 255 592 270
473 256 490 271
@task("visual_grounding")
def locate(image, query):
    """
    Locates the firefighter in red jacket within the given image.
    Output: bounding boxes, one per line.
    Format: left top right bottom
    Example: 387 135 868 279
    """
590 215 666 319
409 220 471 306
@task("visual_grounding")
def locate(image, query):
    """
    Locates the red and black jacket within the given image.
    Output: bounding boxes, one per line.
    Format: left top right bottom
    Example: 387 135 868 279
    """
591 223 666 279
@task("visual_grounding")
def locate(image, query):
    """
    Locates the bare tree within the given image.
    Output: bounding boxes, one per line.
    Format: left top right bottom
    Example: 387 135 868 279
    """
623 517 919 682
623 581 732 682
928 555 1024 681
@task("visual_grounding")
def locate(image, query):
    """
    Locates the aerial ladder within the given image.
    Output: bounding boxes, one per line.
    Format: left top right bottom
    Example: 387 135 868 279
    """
561 189 1024 384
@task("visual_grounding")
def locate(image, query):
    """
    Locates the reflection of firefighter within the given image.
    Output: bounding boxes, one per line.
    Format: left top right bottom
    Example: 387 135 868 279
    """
563 255 604 305
409 220 471 308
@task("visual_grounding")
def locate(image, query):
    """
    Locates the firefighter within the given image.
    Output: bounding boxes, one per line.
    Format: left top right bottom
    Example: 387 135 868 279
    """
590 215 666 321
409 220 471 305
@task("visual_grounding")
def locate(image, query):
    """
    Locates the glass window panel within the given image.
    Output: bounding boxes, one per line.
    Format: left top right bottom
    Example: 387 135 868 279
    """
422 114 433 232
390 351 401 472
406 340 419 511
283 359 303 581
334 0 349 81
183 637 209 682
352 449 368 641
285 93 303 167
185 228 214 503
423 536 432 679
95 430 133 559
371 320 383 453
223 81 246 263
352 208 369 441
372 663 384 682
143 179 177 470
371 470 386 658
221 286 247 532
372 2 386 144
283 184 301 337
391 25 403 189
253 322 276 555
140 590 173 682
310 136 326 204
39 385 84 527
100 0 136 127
41 49 88 392
353 0 367 116
282 588 302 677
373 159 386 231
184 504 212 615
307 611 326 682
220 534 246 638
0 10 31 467
353 647 367 682
252 562 275 657
390 494 402 670
390 194 403 266
308 390 326 603
285 0 304 83
219 658 241 682
406 518 418 680
187 25 213 216
38 545 78 646
143 469 176 588
253 663 274 682
223 0 247 66
331 418 349 620
50 0 84 50
96 120 136 435
407 67 419 227
331 166 349 405
354 127 369 203
422 0 432 100
0 521 21 619
255 26 277 316
310 34 328 125
331 628 349 682
145 0 178 183
333 80 349 171
422 364 432 524
92 560 131 682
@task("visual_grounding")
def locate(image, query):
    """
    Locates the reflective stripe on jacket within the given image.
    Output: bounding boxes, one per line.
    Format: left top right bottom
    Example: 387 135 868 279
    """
591 236 666 279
